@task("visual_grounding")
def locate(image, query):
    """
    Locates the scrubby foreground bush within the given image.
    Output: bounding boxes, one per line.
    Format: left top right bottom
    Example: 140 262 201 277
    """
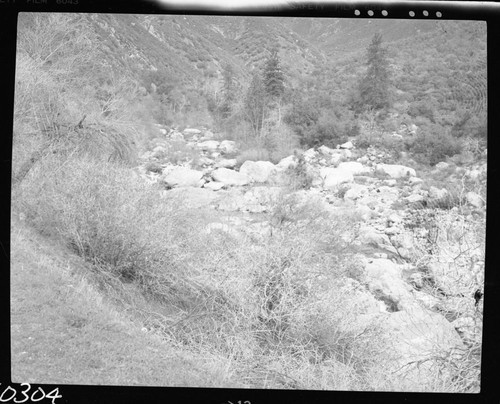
14 153 392 389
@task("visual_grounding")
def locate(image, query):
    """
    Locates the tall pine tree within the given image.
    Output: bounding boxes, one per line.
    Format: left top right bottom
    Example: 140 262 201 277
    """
358 33 392 111
219 63 238 120
244 71 267 135
262 47 285 101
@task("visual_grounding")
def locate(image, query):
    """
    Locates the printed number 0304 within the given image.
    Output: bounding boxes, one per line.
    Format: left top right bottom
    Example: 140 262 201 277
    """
0 383 62 404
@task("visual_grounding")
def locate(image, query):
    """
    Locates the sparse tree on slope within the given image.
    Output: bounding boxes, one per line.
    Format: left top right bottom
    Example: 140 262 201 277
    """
358 33 392 112
219 63 238 120
263 47 285 102
244 71 267 135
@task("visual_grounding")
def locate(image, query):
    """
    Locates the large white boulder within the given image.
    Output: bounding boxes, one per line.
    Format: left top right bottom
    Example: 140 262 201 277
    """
359 227 395 252
318 145 335 155
363 259 414 311
320 167 354 189
216 158 238 169
212 168 250 186
162 167 204 188
276 155 297 171
340 140 354 149
219 140 238 155
466 191 483 208
302 148 317 162
239 160 276 183
183 128 201 135
170 131 184 142
198 140 220 152
376 164 416 179
382 306 464 390
435 162 450 170
338 161 371 176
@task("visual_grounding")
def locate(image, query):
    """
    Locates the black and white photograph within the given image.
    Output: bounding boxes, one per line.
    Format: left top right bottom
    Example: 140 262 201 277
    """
10 5 487 394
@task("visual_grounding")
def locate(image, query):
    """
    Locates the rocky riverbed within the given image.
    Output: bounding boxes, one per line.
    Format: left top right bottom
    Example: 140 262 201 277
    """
133 125 485 388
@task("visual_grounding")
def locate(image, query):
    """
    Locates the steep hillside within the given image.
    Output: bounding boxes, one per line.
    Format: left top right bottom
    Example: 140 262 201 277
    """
86 14 330 88
287 18 438 60
74 14 486 129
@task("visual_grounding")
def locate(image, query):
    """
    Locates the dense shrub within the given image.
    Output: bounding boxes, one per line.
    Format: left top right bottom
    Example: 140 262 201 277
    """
405 126 462 165
285 102 358 148
356 131 406 157
282 153 313 191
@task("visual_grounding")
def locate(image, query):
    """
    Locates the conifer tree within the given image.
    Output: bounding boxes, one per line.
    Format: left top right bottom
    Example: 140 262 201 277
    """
244 71 267 135
262 47 285 101
219 63 238 120
358 33 392 111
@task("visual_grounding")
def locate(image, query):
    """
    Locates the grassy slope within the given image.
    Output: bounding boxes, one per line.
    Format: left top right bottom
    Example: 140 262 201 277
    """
10 216 237 387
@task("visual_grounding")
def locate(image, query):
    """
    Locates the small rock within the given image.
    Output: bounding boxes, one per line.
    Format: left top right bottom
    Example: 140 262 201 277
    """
201 130 215 140
384 226 400 235
429 186 448 200
338 161 370 176
409 272 426 289
344 184 369 201
376 164 416 179
340 141 354 149
343 149 353 159
435 162 450 170
276 155 297 171
198 140 220 152
318 145 335 155
303 148 317 161
170 132 184 141
239 160 276 183
219 140 238 155
466 169 481 181
216 159 238 169
406 194 425 204
413 290 441 310
162 167 204 188
408 177 423 185
204 181 225 191
357 156 369 164
245 204 267 213
197 156 214 166
466 191 483 208
183 128 202 135
212 168 250 186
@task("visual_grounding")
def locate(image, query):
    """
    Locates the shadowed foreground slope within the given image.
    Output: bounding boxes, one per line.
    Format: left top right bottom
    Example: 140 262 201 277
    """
10 216 239 387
